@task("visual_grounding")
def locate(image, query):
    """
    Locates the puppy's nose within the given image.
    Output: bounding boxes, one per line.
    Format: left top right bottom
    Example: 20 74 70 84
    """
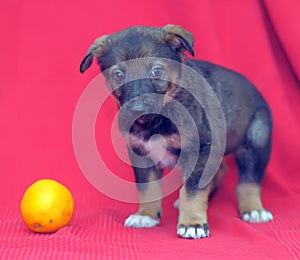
130 99 146 117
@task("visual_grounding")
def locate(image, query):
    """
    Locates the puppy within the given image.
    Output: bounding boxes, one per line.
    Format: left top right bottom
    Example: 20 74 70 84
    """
80 25 273 239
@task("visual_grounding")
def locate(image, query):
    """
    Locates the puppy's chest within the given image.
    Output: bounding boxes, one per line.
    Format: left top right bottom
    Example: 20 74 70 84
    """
128 133 181 169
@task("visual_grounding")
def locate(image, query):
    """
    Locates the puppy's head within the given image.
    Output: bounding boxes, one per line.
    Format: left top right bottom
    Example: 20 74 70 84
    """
80 25 194 124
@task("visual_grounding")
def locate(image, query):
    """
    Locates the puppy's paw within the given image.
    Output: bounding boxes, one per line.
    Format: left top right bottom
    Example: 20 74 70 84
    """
177 224 210 239
124 214 160 228
241 209 273 223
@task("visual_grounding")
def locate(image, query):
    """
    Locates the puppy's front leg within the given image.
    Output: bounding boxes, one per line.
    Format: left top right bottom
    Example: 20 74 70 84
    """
177 182 211 239
124 149 162 228
177 152 214 239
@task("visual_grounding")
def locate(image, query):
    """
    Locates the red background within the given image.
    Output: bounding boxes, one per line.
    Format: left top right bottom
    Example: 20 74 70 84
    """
1 0 300 259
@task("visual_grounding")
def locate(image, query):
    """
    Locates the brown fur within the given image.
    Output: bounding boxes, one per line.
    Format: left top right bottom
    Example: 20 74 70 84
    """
178 183 210 227
236 182 263 214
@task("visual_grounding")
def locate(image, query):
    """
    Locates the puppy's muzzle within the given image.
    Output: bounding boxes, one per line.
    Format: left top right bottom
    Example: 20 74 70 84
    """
122 97 152 124
121 93 163 125
128 98 148 118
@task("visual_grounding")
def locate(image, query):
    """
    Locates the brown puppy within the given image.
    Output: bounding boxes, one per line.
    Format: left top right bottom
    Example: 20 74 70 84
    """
80 25 273 239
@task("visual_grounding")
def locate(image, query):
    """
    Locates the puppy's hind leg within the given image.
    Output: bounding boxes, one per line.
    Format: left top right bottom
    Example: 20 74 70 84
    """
235 108 273 223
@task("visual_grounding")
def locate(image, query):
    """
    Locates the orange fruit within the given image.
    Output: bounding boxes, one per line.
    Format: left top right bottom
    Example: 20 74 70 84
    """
20 179 74 233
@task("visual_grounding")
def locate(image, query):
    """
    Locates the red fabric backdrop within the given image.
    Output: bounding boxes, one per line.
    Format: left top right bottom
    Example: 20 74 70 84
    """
1 0 300 259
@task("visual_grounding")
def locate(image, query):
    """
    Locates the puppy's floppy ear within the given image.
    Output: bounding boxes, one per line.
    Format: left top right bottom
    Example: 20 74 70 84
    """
163 24 195 57
80 35 109 73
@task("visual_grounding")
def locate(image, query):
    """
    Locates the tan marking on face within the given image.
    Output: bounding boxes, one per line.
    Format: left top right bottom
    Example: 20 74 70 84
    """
236 182 264 214
163 71 178 106
137 171 162 219
177 183 211 227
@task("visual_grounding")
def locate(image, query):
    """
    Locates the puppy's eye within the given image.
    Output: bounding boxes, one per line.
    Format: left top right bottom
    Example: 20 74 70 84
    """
111 69 125 84
150 67 165 79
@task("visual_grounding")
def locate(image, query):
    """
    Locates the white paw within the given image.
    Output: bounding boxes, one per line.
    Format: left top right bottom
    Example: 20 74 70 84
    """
177 224 210 239
173 199 179 209
124 214 160 228
242 210 273 223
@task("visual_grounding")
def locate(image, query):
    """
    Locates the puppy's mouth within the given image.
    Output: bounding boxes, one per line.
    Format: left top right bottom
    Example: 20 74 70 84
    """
134 113 161 126
118 111 164 132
